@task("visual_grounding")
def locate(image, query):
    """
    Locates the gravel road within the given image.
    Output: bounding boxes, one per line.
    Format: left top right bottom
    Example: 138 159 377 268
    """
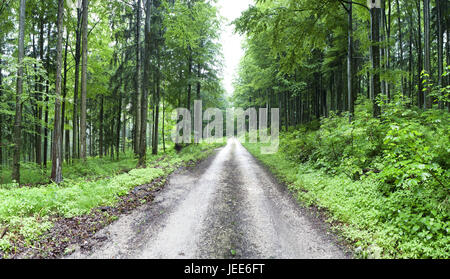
68 138 349 259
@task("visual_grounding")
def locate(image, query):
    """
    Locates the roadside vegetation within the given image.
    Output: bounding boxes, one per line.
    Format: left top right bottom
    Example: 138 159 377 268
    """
245 99 449 259
0 142 223 257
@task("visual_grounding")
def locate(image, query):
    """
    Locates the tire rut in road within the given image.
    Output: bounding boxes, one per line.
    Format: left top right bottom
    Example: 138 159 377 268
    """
197 142 258 259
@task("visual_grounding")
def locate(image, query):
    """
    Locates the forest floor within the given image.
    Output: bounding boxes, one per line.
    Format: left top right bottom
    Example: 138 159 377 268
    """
66 138 350 259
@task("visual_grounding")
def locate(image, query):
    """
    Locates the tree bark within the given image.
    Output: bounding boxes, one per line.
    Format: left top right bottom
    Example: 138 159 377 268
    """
73 6 82 160
12 0 26 184
423 0 431 109
61 29 69 162
80 0 89 161
139 0 152 167
347 2 355 121
35 16 44 166
99 95 104 158
371 7 381 118
51 0 64 183
396 0 405 97
416 0 423 108
436 0 444 109
0 43 3 167
134 0 142 155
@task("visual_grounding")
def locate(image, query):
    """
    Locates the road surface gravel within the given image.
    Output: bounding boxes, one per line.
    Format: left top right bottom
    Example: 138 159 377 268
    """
68 138 349 259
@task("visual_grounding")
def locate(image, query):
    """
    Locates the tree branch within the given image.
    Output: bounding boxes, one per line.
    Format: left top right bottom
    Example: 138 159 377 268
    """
338 0 370 11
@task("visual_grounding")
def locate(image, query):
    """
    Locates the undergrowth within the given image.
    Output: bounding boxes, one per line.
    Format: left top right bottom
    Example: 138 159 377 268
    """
245 98 449 259
0 142 223 255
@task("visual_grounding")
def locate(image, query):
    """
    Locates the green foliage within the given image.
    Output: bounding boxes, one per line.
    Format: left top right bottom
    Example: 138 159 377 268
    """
244 100 449 259
0 142 223 253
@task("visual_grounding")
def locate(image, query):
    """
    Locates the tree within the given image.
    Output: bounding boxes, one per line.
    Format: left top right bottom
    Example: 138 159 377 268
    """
134 0 142 156
12 0 26 184
139 0 152 167
80 0 88 161
51 0 64 183
423 0 431 109
73 3 82 160
371 5 381 118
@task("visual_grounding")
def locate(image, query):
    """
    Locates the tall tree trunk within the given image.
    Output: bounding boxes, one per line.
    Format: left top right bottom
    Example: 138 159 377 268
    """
12 0 26 184
396 0 405 97
371 7 382 118
423 0 431 109
80 0 89 161
347 2 355 121
51 0 64 183
43 24 52 169
386 0 392 101
99 95 104 158
116 87 122 160
416 0 423 108
196 62 201 99
408 13 413 103
0 44 3 167
73 7 82 160
436 0 444 109
162 91 166 153
139 0 152 167
153 11 162 155
187 53 192 110
61 29 69 162
134 0 142 155
35 17 44 166
122 111 126 153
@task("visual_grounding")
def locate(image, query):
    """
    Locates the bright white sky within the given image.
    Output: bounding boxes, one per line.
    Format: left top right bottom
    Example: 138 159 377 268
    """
215 0 253 97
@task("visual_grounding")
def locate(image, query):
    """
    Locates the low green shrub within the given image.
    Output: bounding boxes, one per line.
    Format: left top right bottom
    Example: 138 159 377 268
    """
0 142 224 254
244 99 449 259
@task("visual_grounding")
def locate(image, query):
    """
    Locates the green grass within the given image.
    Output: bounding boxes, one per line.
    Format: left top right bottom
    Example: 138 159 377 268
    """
242 99 449 259
244 140 449 259
0 142 224 253
1 151 144 186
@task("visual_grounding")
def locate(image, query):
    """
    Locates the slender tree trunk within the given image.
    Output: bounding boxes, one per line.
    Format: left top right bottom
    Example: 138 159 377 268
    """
73 7 82 160
99 95 104 158
386 0 392 101
80 0 89 161
347 2 355 121
187 53 192 110
12 0 26 184
408 13 414 103
122 111 126 153
51 0 64 183
447 13 450 110
139 0 152 167
423 0 431 109
436 0 444 108
134 0 142 155
371 7 382 118
197 62 201 99
0 44 3 168
396 0 405 97
61 29 69 162
162 92 166 153
116 87 122 160
35 18 44 166
43 24 52 169
416 0 423 108
153 13 162 155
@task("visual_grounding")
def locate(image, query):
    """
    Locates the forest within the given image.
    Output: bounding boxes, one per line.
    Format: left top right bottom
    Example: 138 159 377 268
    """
235 0 449 258
0 0 449 259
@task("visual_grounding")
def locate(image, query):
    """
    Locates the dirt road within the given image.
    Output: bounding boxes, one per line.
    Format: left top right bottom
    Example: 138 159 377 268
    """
68 139 349 259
